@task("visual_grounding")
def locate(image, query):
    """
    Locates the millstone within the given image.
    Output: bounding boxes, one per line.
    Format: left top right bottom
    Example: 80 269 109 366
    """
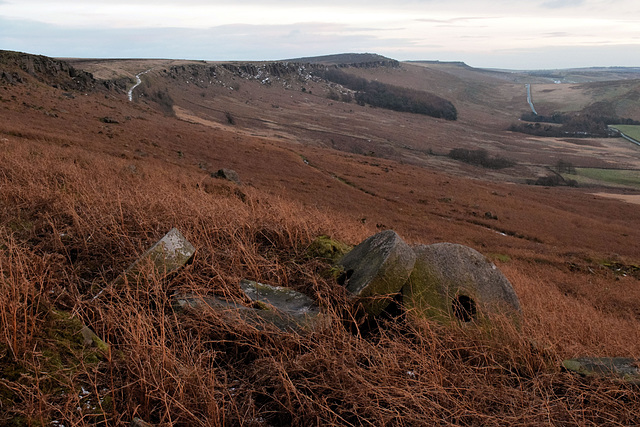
403 243 521 323
337 230 416 315
563 357 640 385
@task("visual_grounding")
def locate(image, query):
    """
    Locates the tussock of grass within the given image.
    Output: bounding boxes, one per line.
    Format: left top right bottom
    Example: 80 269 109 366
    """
1 138 640 425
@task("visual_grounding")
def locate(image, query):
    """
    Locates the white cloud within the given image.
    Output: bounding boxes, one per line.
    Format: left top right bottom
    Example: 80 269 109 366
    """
541 0 585 8
1 0 639 68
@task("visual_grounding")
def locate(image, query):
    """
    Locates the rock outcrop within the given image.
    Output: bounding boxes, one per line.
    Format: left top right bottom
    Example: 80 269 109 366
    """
0 50 96 91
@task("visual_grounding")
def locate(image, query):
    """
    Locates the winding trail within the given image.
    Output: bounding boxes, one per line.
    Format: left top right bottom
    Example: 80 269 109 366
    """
525 84 537 115
128 68 152 101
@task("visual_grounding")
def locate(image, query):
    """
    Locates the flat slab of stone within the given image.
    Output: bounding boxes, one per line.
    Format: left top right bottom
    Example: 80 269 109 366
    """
173 280 324 332
114 228 195 286
337 230 416 316
240 279 320 324
403 243 521 323
563 357 640 384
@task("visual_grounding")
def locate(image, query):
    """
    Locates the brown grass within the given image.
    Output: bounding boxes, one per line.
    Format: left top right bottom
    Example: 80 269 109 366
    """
1 54 640 425
1 130 639 425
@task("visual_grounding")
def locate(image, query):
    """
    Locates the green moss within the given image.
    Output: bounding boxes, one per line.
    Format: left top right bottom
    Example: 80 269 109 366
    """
0 308 108 413
307 235 352 263
8 219 34 233
489 253 511 263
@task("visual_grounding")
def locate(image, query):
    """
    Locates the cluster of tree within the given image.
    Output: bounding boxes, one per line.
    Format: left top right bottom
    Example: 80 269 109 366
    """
512 109 640 138
447 148 515 169
520 111 640 126
510 117 617 138
528 174 578 187
315 68 457 120
556 159 576 174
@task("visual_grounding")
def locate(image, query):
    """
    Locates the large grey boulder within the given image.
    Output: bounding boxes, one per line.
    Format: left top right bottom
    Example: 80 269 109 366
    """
563 357 640 385
403 243 521 323
337 230 416 316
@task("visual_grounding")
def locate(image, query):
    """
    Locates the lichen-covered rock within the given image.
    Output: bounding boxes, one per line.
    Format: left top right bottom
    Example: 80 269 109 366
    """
114 228 195 286
337 230 416 316
403 243 521 323
173 280 324 332
563 357 640 385
240 279 322 329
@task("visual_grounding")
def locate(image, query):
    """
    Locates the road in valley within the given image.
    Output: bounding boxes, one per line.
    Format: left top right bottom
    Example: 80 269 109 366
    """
525 84 537 115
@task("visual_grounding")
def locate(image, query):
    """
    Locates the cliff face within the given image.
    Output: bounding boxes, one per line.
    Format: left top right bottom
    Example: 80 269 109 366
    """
161 59 398 91
0 50 96 91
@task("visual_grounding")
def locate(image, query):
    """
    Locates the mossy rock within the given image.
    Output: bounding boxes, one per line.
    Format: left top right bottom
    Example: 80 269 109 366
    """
0 308 107 416
337 230 416 316
307 235 352 263
403 243 521 324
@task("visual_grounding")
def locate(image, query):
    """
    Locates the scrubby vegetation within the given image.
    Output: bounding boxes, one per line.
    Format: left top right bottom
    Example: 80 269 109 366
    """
316 68 458 120
1 131 640 426
510 110 640 138
448 148 515 169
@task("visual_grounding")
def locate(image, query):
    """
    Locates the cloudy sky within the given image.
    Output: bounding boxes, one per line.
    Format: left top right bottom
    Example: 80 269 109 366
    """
1 0 639 69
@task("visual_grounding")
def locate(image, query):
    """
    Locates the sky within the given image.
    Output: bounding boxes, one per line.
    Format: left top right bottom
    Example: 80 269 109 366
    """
1 0 639 70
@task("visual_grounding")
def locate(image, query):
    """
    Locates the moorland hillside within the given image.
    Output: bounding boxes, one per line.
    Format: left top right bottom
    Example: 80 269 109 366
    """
1 50 639 425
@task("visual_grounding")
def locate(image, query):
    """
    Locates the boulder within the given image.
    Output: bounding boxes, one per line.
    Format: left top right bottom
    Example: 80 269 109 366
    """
214 168 241 185
563 357 640 385
337 230 416 315
403 243 521 323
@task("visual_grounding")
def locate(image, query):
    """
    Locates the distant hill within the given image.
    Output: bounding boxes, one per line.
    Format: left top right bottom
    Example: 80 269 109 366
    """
406 60 471 68
284 53 398 67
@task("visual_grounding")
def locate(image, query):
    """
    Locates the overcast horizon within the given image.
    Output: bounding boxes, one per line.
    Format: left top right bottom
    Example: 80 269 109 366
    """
1 0 639 70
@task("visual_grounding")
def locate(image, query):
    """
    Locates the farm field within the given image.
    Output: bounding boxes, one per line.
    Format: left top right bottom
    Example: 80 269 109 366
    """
569 167 640 188
611 124 640 141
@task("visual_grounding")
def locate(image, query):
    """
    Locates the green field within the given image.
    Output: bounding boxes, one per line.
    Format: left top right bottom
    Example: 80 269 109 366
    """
568 168 640 188
610 124 640 142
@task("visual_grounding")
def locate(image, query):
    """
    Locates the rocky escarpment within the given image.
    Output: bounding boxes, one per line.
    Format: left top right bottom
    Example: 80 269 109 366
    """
162 55 399 90
0 50 97 91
